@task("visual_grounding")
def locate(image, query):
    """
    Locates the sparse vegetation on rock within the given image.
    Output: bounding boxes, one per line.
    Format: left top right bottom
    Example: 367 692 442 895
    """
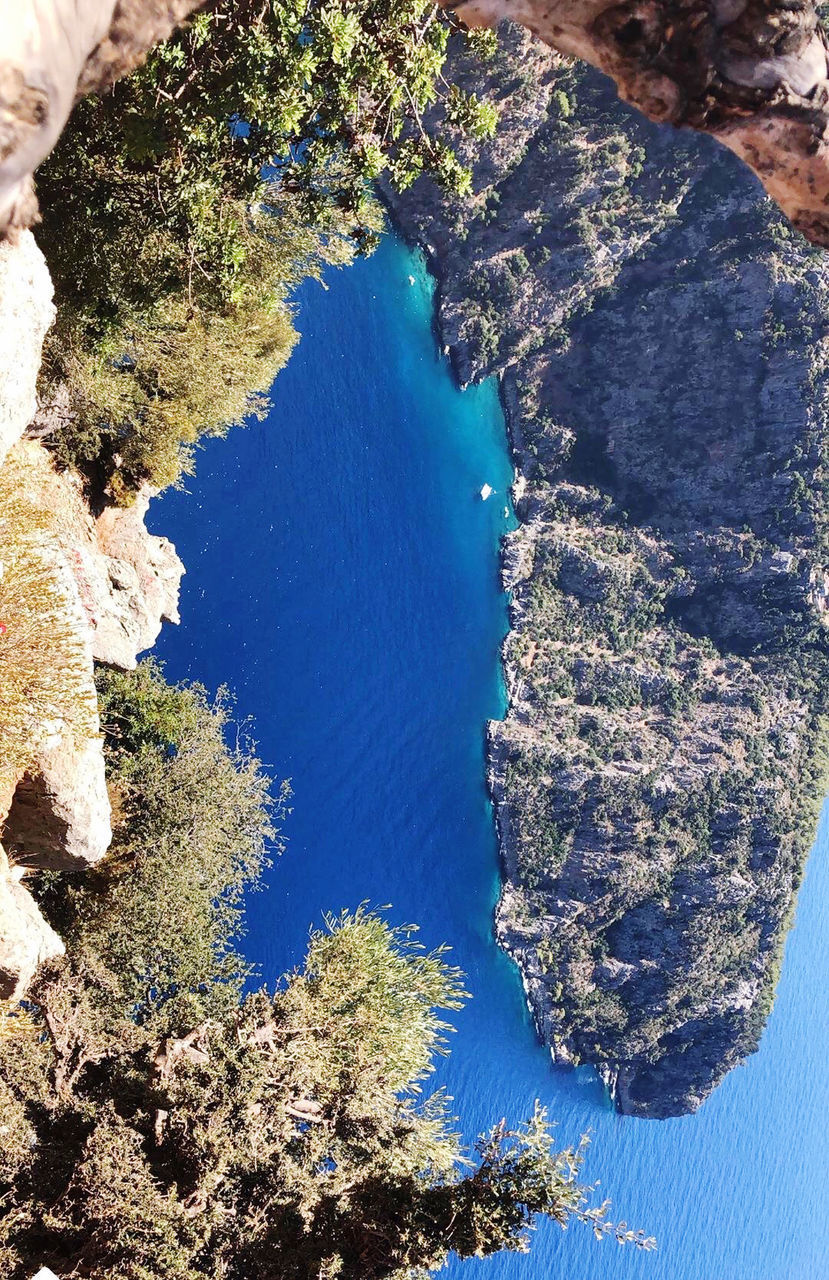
386 23 829 1116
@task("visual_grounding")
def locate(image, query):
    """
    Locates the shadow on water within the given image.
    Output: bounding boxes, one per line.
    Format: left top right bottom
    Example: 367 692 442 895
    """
150 233 829 1280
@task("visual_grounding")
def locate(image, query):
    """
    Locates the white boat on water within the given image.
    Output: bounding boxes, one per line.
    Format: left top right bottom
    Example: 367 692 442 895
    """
480 484 494 501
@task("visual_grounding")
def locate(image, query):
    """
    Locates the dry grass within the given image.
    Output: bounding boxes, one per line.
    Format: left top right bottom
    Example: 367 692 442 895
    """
0 448 97 790
0 999 36 1043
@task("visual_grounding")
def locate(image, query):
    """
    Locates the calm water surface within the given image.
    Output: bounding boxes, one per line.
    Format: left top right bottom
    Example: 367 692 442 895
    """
150 234 829 1280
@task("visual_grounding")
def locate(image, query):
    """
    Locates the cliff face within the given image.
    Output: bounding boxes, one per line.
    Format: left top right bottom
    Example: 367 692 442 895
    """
0 235 184 999
386 25 829 1116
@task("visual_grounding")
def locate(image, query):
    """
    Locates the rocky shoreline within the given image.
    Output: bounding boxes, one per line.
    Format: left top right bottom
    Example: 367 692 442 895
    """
385 23 829 1117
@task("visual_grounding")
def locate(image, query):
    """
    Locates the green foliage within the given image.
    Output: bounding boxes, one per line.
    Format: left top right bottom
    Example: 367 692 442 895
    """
36 660 285 1039
553 89 572 118
36 2 500 498
3 662 650 1278
464 27 499 62
38 1 473 322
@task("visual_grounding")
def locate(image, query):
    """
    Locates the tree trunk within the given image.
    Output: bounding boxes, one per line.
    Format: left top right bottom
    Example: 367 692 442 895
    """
443 0 829 245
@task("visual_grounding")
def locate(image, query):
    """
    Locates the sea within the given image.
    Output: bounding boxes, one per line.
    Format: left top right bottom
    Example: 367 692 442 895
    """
149 232 829 1280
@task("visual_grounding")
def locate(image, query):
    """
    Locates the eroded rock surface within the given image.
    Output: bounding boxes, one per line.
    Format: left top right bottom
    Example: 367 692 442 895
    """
14 439 184 670
0 440 181 976
0 846 64 1001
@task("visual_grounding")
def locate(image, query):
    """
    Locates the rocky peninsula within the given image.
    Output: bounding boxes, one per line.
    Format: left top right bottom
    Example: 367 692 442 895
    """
385 24 829 1117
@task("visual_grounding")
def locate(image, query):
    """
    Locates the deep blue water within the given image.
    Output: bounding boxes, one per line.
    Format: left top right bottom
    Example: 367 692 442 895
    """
149 234 829 1280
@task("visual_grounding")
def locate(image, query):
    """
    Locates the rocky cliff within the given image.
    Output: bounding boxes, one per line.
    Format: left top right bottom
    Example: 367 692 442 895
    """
0 233 183 1001
386 24 829 1116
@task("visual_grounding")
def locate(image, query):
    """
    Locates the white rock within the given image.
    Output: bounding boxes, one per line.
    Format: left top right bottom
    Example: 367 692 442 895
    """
0 231 54 466
92 489 184 668
0 847 64 1001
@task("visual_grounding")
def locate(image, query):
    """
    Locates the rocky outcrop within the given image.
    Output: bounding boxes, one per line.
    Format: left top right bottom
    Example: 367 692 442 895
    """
0 231 54 466
0 845 64 1002
90 489 183 669
0 137 182 999
0 438 183 994
387 26 829 1116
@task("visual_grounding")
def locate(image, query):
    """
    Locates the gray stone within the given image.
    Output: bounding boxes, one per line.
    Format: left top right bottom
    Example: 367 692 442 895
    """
0 848 63 1000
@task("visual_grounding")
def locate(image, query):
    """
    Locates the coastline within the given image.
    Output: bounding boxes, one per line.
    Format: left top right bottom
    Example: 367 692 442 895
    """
382 188 577 1068
380 27 829 1119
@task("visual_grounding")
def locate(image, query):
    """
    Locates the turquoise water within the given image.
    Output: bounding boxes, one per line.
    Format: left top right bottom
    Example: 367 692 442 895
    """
149 234 829 1279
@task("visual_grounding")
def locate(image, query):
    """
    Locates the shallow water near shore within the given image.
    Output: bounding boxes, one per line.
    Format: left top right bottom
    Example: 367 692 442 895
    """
150 233 829 1280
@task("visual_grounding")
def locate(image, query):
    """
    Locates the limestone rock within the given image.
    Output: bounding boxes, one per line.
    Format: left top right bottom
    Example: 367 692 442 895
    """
0 848 63 1001
91 489 183 668
0 231 54 466
5 734 111 869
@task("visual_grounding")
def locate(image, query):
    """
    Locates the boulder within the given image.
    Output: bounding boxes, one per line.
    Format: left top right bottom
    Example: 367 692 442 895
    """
0 0 200 236
5 734 111 869
0 847 63 1001
90 489 184 668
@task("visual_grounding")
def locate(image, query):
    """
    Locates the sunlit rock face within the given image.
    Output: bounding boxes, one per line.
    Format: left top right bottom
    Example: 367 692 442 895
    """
0 845 64 1002
0 231 54 466
0 438 182 991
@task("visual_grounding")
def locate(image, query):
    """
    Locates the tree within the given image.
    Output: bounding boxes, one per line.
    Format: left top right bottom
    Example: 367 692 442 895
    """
2 911 653 1278
0 664 653 1278
440 0 829 245
35 2 499 498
